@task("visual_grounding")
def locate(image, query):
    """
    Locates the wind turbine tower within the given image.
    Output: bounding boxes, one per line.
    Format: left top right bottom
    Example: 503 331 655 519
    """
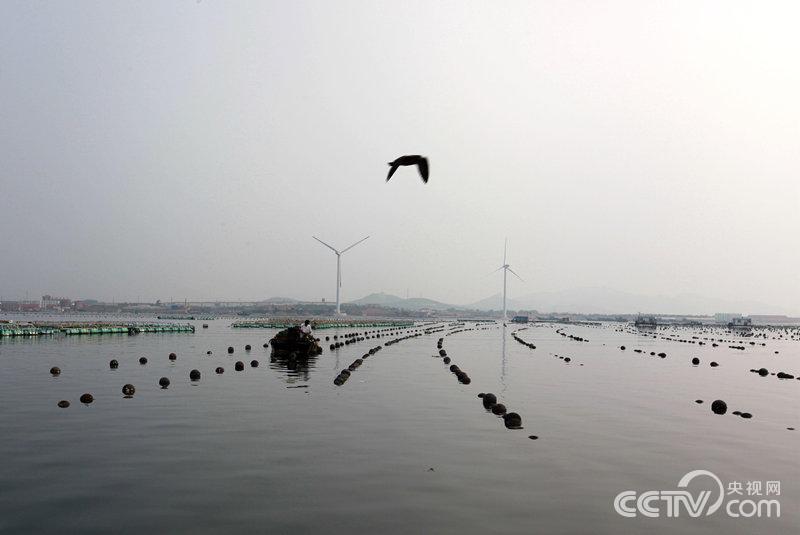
312 235 370 316
493 239 524 320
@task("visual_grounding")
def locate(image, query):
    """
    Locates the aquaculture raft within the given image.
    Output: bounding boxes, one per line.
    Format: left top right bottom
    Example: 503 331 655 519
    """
232 319 414 330
0 323 195 337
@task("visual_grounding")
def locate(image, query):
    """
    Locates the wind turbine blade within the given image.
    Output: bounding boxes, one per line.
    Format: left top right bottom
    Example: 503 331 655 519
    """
486 266 505 276
507 267 524 282
340 235 369 254
313 236 339 254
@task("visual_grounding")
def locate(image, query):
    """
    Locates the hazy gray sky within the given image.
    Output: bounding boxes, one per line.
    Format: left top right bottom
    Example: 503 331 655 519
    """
1 1 799 311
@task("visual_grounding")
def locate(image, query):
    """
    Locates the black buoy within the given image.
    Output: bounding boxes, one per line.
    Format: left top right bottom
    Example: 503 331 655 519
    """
691 357 700 365
620 346 626 350
215 367 224 374
79 393 94 404
122 384 135 397
245 345 251 351
227 346 234 354
159 377 170 388
528 435 538 440
50 366 61 376
758 368 769 376
235 361 244 371
57 400 70 408
109 359 119 369
250 360 259 368
207 350 212 355
169 352 177 361
443 356 451 364
139 357 148 365
503 412 522 428
189 369 201 381
491 403 507 415
740 412 752 419
711 399 727 415
710 361 719 367
482 393 497 409
439 349 447 357
695 399 703 404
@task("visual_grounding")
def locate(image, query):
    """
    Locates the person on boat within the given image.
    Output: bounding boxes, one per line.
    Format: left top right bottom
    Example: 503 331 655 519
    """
300 319 313 336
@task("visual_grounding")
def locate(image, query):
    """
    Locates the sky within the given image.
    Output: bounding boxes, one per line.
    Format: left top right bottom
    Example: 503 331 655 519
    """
1 1 799 312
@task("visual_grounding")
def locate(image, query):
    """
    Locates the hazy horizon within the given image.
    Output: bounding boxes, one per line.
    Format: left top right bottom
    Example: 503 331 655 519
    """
2 1 799 313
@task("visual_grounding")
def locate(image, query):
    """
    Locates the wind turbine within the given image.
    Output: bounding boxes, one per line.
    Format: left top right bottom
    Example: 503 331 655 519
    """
312 235 370 316
492 238 524 321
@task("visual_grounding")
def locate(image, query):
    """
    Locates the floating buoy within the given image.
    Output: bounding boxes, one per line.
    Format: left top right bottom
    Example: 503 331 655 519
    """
159 377 170 388
227 346 234 354
503 412 522 428
482 393 497 409
691 357 700 365
207 351 212 355
189 369 201 381
215 367 224 374
57 400 70 408
202 324 208 328
122 384 135 397
758 368 769 376
710 361 719 367
443 356 451 364
695 399 703 404
528 435 538 440
235 361 244 371
50 366 61 376
139 357 148 365
169 352 177 361
740 412 752 419
245 345 251 351
109 359 119 369
439 349 447 357
250 360 259 368
620 346 626 350
711 400 727 415
491 403 507 415
80 393 94 404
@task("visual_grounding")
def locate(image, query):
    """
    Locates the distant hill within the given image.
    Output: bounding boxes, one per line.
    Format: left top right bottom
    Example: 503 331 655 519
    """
350 292 457 311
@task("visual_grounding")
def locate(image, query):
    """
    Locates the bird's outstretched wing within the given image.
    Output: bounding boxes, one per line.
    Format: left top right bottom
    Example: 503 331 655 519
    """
386 163 399 182
417 157 429 183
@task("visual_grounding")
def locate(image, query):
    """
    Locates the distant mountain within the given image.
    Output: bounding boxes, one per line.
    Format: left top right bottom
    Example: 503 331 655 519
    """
474 287 780 316
350 292 457 311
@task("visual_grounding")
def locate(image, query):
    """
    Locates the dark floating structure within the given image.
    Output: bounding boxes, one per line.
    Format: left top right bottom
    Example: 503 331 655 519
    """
215 367 224 374
169 352 177 361
691 357 700 365
50 366 61 376
79 393 94 404
57 400 70 408
189 369 201 381
710 361 719 367
227 346 234 354
139 357 148 365
269 327 323 357
245 345 251 351
122 384 135 397
109 359 119 369
159 377 170 388
250 360 259 368
711 400 727 415
235 361 244 371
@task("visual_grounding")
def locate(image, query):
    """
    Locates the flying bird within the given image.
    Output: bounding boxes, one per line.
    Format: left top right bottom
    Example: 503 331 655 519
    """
386 155 429 183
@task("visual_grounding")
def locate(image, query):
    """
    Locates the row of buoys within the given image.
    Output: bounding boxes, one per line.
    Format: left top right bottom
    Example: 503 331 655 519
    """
749 367 798 380
478 393 524 430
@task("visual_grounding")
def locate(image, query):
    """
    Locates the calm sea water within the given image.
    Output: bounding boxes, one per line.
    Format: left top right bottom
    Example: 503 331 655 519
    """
0 317 797 534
